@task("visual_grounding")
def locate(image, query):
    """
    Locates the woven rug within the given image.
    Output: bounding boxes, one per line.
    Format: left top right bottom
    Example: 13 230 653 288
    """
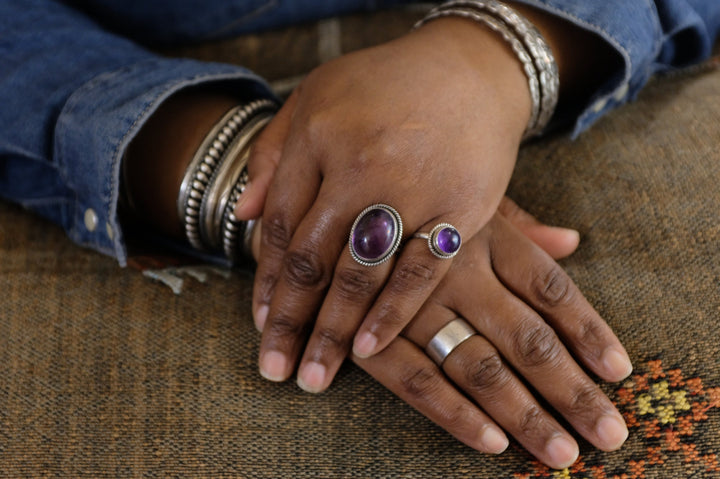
1 9 719 479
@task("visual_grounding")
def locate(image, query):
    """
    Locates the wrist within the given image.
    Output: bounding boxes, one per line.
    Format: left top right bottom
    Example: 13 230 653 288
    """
408 17 532 139
123 88 277 264
123 89 242 239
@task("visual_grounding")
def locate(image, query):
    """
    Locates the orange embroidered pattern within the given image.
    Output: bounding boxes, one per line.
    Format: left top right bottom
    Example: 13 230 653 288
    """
512 360 720 479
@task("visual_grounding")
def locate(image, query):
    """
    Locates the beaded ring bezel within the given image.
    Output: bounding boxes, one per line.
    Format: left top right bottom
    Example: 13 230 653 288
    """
426 223 462 259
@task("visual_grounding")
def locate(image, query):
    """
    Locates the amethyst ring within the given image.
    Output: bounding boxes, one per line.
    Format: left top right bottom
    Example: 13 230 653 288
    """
349 204 403 266
414 223 462 259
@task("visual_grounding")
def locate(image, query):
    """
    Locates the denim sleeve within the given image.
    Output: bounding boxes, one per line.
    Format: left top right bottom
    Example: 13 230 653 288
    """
513 0 720 135
62 0 720 137
0 0 274 266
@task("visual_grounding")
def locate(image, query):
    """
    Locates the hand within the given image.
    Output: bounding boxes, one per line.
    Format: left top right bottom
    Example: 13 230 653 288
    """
351 212 632 469
236 17 534 390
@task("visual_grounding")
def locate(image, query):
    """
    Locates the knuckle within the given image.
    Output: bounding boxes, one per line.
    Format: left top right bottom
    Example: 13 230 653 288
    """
519 405 545 436
566 383 603 417
391 260 437 293
440 403 478 433
532 263 573 307
465 352 510 393
314 326 350 352
263 213 293 251
576 316 606 354
400 364 442 399
283 248 327 289
304 109 335 143
575 314 605 349
255 272 277 304
512 321 562 368
267 314 306 340
334 267 378 300
373 303 407 330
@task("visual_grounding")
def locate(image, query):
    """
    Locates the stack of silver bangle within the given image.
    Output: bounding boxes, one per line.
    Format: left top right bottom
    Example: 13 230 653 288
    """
177 98 278 263
414 0 559 139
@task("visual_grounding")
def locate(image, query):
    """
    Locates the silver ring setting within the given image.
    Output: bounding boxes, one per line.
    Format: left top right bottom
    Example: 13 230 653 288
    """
426 318 477 366
349 204 403 266
414 223 462 259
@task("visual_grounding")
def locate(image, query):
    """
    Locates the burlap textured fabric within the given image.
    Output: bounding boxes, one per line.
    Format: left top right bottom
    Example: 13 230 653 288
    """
1 9 719 479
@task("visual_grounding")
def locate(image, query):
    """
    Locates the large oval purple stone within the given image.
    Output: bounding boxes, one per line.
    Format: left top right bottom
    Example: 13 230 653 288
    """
435 226 461 255
351 207 397 262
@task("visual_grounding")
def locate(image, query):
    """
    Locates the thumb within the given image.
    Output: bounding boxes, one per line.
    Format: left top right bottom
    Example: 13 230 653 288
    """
234 90 299 220
498 196 580 260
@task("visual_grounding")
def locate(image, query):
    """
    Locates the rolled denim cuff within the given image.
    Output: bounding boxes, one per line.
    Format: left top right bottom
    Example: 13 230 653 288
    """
512 0 713 137
54 57 275 266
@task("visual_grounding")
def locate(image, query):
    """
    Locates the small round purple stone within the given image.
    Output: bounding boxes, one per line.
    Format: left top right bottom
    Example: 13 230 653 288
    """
351 207 397 262
435 226 461 255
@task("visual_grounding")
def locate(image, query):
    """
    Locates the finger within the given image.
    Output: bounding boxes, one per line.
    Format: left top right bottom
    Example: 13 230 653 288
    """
453 276 628 453
497 196 580 260
235 90 299 221
251 128 321 342
258 187 358 382
296 249 392 393
489 214 633 382
352 218 461 359
351 336 509 455
403 308 579 470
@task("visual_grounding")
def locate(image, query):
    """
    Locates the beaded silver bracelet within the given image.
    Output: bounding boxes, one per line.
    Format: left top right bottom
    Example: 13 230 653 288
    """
414 0 559 138
177 98 277 261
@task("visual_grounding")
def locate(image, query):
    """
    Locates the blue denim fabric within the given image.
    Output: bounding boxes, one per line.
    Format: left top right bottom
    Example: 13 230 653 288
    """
1 0 718 264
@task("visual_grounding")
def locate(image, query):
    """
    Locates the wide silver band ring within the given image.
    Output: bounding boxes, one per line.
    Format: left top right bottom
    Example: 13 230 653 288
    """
425 318 477 366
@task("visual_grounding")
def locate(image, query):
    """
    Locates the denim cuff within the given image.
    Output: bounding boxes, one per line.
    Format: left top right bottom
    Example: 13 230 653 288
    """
515 0 712 137
54 58 274 266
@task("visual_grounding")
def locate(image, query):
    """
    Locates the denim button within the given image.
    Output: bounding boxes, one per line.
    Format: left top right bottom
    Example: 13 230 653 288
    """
84 208 98 232
591 97 608 113
614 83 629 101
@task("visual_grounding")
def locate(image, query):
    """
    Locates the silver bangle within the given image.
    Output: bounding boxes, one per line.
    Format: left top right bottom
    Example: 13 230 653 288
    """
177 98 277 260
415 0 559 138
178 105 242 251
219 113 274 263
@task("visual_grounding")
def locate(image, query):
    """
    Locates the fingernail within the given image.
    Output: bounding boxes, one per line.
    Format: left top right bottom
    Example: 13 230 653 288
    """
254 304 269 332
480 426 509 454
551 226 581 246
260 351 288 382
353 332 378 358
551 226 580 237
602 348 633 380
545 436 579 470
297 361 327 394
595 414 628 450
